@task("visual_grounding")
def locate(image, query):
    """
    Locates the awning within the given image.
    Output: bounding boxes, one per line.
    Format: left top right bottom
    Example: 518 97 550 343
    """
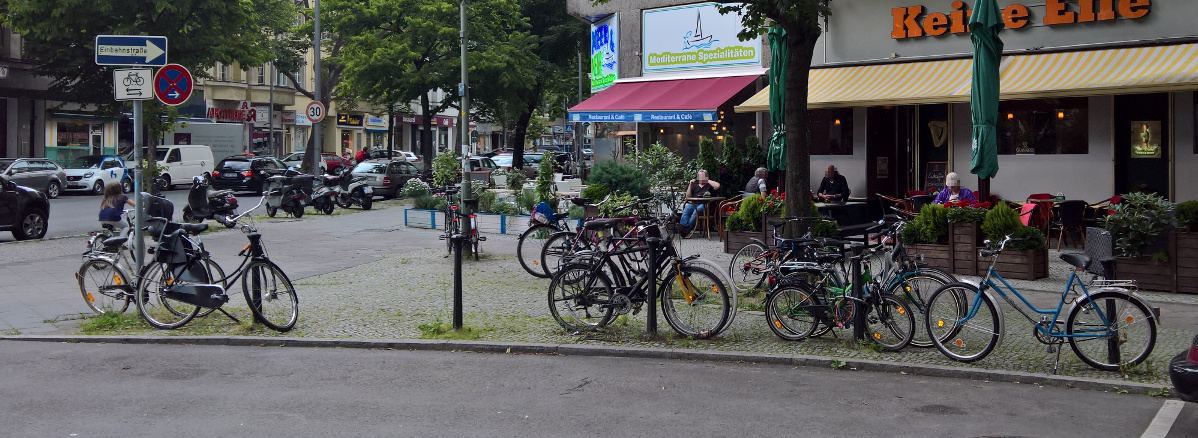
735 43 1198 112
49 111 124 122
570 75 758 123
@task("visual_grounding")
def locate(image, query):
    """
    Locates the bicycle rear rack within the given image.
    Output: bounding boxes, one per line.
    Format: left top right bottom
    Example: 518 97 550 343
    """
1090 279 1137 290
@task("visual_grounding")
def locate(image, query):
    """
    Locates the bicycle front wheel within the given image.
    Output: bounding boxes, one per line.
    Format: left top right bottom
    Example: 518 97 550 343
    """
547 264 614 332
542 231 585 276
517 224 558 278
764 285 819 341
242 261 299 332
1066 291 1157 371
866 293 915 352
660 265 731 339
728 242 769 291
888 273 955 348
77 258 131 314
926 282 1001 363
135 262 200 329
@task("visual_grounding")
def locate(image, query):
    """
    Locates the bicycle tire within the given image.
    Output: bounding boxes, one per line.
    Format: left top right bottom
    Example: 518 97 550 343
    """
1066 291 1157 371
470 215 480 261
135 262 200 329
443 211 454 256
764 285 820 341
547 263 615 332
541 231 584 276
887 273 955 348
926 282 1001 363
242 260 299 332
517 224 558 278
77 258 132 314
660 265 731 339
866 293 915 352
728 242 769 291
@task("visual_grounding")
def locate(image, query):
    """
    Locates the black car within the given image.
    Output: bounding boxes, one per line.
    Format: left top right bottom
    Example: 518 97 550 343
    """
0 175 50 240
210 156 289 193
1170 332 1198 402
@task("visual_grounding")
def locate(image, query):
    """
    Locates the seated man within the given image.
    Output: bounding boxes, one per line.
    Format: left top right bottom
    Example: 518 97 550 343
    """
744 167 768 196
817 165 850 203
680 170 720 237
933 172 978 204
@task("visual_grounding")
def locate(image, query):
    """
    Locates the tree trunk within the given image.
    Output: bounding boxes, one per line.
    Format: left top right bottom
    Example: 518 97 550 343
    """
420 93 435 165
783 31 820 239
511 82 544 171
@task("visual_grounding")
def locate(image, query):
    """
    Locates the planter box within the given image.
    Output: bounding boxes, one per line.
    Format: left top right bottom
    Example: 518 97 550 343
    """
908 243 953 272
473 213 503 234
404 208 437 229
950 223 981 276
724 230 761 254
1176 232 1198 294
1116 256 1174 292
977 248 1048 281
762 214 782 241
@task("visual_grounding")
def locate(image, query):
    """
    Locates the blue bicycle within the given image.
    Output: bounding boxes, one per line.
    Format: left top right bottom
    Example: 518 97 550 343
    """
925 235 1158 372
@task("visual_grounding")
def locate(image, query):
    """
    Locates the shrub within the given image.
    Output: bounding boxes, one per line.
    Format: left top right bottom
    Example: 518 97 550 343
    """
534 156 558 208
598 192 639 218
1175 200 1198 231
588 161 650 197
432 151 461 186
488 200 519 216
400 178 431 198
413 194 435 210
726 213 754 232
981 201 1021 242
719 133 745 198
506 171 527 190
580 182 609 201
694 137 719 179
811 220 839 238
1104 192 1174 257
917 204 948 244
1007 225 1047 251
744 136 765 171
945 201 990 223
900 220 923 244
515 190 538 215
477 190 497 213
568 205 586 219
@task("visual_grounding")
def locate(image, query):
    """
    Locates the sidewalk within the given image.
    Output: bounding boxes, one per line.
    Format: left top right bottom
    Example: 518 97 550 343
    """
2 201 1194 390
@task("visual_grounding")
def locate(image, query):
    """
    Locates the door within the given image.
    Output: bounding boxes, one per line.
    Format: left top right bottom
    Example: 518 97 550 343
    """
89 124 104 155
0 181 16 225
6 161 32 188
866 107 915 199
1114 93 1170 198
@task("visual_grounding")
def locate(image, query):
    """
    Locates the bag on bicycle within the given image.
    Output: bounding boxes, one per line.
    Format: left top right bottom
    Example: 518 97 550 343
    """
532 201 558 224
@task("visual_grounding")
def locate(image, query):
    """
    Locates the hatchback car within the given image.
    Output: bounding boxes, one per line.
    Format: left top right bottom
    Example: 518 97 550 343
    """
211 156 289 193
63 155 132 195
1170 332 1198 402
0 158 66 199
350 159 422 199
281 152 350 174
0 175 50 240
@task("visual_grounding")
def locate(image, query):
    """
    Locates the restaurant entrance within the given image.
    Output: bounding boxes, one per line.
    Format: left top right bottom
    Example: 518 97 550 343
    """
866 106 915 199
1114 93 1171 199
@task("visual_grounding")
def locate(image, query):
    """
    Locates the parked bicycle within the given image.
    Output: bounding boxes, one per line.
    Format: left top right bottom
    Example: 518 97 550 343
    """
438 184 485 260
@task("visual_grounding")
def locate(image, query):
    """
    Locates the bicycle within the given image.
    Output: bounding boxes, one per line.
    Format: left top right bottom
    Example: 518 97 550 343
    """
924 235 1158 372
439 184 484 260
539 198 653 281
517 197 587 278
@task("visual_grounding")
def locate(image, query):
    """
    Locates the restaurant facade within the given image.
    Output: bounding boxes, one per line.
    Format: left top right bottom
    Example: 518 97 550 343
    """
567 0 1198 203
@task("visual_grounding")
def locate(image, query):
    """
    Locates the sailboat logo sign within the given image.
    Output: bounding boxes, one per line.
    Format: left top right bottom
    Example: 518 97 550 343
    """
643 3 760 72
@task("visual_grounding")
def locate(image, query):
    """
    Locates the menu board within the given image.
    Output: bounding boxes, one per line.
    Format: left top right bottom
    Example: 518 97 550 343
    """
924 162 948 192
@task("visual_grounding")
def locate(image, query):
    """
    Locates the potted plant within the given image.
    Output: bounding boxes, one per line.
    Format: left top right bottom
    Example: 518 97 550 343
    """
1104 192 1175 291
945 199 992 275
1175 200 1198 293
979 202 1048 280
903 204 952 271
723 193 766 253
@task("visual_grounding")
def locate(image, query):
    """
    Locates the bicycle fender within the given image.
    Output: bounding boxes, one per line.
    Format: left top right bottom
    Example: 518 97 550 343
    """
681 257 740 328
1080 288 1162 327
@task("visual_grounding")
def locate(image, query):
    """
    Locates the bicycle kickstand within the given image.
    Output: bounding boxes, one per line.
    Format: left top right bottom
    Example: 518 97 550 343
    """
217 307 242 324
1049 339 1065 375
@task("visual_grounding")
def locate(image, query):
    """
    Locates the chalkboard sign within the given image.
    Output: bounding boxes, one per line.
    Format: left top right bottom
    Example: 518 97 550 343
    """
924 162 948 192
467 171 491 185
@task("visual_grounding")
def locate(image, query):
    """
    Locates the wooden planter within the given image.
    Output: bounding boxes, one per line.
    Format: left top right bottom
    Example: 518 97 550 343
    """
977 248 1049 280
1116 256 1174 292
1176 232 1198 294
950 222 981 276
724 230 761 254
404 208 438 229
907 243 953 272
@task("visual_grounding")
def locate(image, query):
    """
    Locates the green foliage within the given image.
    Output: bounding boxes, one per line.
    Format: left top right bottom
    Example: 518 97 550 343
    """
719 134 745 197
1103 192 1174 257
694 137 720 178
506 170 527 190
568 206 586 219
579 182 610 201
946 205 988 223
725 213 754 233
597 192 639 218
1007 226 1047 251
488 200 519 216
413 195 446 212
432 151 461 187
744 135 766 171
1175 200 1198 230
588 161 650 197
917 204 948 244
981 202 1022 242
900 221 923 245
1151 250 1170 265
811 220 839 238
628 142 688 211
534 154 558 207
400 178 431 198
515 190 538 215
726 194 767 232
477 190 497 213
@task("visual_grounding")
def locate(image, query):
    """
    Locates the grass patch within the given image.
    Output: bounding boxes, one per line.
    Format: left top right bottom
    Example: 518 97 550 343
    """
418 315 487 340
79 312 145 334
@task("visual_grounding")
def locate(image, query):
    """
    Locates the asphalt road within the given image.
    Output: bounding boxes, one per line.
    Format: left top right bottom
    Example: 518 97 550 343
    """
1 340 1193 438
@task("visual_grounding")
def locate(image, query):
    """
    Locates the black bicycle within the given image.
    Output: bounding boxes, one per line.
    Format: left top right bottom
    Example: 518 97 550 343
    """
439 185 484 259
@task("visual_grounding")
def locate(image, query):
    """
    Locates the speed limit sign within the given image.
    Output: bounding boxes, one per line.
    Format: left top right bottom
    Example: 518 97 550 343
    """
306 101 326 123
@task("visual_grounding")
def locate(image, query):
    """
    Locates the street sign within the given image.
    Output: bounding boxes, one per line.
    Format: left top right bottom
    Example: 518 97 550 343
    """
95 35 167 66
153 64 193 106
306 101 326 123
113 68 153 101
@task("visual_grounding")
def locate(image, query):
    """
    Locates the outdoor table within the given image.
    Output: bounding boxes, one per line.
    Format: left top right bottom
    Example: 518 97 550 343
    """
685 196 725 239
815 201 869 226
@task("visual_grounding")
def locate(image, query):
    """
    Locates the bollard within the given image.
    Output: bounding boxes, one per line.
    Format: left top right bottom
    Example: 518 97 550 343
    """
452 232 464 330
851 244 866 341
645 237 661 335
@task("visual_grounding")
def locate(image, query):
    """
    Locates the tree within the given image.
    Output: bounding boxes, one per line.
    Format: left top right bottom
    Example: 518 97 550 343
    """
719 133 745 198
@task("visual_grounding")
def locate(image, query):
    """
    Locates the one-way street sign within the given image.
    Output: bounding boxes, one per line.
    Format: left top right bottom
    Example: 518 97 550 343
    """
94 35 167 66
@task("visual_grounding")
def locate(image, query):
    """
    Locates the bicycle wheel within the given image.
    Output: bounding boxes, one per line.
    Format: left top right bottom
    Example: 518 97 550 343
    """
926 282 1001 363
443 213 454 256
888 273 954 348
764 285 820 341
517 224 559 278
866 293 915 352
660 265 731 339
194 258 228 319
470 216 480 261
242 261 299 332
547 264 614 332
135 262 200 329
728 242 769 291
1066 291 1157 371
542 231 586 276
77 258 131 314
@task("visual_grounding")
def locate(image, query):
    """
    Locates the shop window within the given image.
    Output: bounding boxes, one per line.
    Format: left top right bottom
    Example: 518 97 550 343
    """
997 98 1088 155
56 121 89 146
809 108 854 155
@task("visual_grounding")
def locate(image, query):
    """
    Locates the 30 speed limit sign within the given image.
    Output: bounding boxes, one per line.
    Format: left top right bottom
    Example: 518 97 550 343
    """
306 101 326 123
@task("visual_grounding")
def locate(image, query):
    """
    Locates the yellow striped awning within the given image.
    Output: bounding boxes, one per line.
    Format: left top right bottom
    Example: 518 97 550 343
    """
735 43 1198 113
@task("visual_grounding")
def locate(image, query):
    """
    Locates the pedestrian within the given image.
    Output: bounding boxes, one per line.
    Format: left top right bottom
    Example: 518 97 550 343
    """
355 146 367 164
98 181 135 230
681 170 721 238
817 165 851 203
744 167 768 196
933 172 978 204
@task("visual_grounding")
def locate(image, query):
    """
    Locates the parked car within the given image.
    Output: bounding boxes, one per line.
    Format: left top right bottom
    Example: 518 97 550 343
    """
0 157 66 199
582 148 593 160
402 151 424 171
489 153 540 172
210 155 289 194
0 175 49 240
63 155 133 195
281 152 351 174
1170 332 1198 402
126 145 214 190
351 159 423 199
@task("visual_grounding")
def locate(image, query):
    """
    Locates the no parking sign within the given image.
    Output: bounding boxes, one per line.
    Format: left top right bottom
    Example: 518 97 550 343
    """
153 64 193 106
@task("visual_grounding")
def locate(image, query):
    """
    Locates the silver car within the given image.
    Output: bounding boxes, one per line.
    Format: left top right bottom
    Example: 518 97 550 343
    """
0 158 67 199
350 159 423 199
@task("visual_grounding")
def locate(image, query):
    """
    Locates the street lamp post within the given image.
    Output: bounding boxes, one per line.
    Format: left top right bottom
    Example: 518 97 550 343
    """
312 0 323 175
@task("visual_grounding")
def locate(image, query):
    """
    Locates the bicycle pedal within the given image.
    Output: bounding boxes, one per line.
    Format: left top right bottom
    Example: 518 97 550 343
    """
478 237 487 241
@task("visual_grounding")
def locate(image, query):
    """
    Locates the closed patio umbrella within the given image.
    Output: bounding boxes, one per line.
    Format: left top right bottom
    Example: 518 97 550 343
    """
969 0 1003 181
766 26 787 172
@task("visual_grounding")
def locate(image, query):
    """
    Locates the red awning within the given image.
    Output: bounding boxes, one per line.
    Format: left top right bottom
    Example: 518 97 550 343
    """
570 75 759 112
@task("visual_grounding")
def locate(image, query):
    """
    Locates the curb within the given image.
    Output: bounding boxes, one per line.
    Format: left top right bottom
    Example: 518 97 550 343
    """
0 334 1166 395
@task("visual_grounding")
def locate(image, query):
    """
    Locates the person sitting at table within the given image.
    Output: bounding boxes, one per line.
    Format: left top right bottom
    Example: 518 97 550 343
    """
681 170 721 237
817 165 850 203
933 172 978 204
744 167 768 196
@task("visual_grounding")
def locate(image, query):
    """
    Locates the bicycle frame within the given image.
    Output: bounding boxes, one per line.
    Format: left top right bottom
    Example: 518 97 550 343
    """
968 266 1110 340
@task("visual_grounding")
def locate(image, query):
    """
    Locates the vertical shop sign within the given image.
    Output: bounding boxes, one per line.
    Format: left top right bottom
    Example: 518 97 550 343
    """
591 14 618 92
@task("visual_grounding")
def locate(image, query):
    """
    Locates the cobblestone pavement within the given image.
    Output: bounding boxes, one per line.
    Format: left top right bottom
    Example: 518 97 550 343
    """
32 203 1194 389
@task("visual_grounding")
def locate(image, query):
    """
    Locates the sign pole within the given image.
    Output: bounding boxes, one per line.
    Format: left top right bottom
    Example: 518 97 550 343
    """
133 100 144 275
312 0 323 175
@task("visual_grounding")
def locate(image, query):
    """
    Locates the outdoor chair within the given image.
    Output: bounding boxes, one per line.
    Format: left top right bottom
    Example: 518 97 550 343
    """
878 194 915 218
1051 200 1089 250
908 194 935 214
717 194 743 241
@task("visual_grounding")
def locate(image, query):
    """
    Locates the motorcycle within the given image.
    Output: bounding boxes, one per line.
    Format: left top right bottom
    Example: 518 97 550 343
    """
307 174 339 215
333 166 373 210
265 170 314 218
182 175 239 228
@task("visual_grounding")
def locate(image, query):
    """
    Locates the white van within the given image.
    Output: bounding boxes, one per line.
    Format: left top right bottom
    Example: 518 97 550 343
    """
128 145 215 190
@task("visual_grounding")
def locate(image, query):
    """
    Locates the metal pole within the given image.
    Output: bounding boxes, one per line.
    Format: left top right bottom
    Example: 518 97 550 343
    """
646 237 659 334
133 100 144 274
453 233 464 330
269 30 276 157
312 0 323 174
458 0 472 215
852 244 865 341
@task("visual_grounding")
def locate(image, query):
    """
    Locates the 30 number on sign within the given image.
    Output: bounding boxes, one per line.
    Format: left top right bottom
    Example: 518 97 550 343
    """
306 101 326 123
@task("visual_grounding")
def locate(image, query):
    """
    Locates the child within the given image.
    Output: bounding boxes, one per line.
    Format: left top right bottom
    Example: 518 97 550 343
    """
98 181 135 230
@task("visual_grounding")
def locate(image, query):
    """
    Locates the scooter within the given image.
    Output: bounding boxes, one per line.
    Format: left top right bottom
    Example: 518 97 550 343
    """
265 170 314 218
307 174 338 215
333 166 373 210
182 175 239 228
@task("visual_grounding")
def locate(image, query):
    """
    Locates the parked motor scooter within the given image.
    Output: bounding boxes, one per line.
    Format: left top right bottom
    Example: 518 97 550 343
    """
182 175 239 228
307 173 338 215
265 169 314 218
334 166 373 210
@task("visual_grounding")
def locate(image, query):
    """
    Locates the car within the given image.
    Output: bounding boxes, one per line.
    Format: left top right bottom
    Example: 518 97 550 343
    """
350 159 423 199
125 145 214 190
0 175 49 240
490 153 541 172
582 148 593 160
1170 332 1198 402
62 155 133 195
210 155 290 193
402 151 424 171
0 158 66 199
281 152 351 174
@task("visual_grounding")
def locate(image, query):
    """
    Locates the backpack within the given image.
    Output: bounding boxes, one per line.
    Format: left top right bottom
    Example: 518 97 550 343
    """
532 201 557 224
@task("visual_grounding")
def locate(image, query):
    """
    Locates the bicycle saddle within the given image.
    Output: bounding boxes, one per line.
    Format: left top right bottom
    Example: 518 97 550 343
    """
178 223 209 234
1060 253 1091 271
571 197 592 206
582 219 620 231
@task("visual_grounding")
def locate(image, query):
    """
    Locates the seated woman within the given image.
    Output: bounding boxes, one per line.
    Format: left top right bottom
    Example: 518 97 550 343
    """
681 170 720 237
933 172 978 204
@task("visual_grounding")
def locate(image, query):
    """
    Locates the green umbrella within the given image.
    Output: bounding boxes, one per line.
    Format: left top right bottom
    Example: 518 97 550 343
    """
766 26 787 172
969 0 1003 179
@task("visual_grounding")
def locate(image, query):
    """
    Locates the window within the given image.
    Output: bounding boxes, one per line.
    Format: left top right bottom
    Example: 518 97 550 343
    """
166 149 181 163
808 108 854 155
215 63 230 82
275 65 289 87
255 66 266 85
997 98 1088 155
56 121 89 146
